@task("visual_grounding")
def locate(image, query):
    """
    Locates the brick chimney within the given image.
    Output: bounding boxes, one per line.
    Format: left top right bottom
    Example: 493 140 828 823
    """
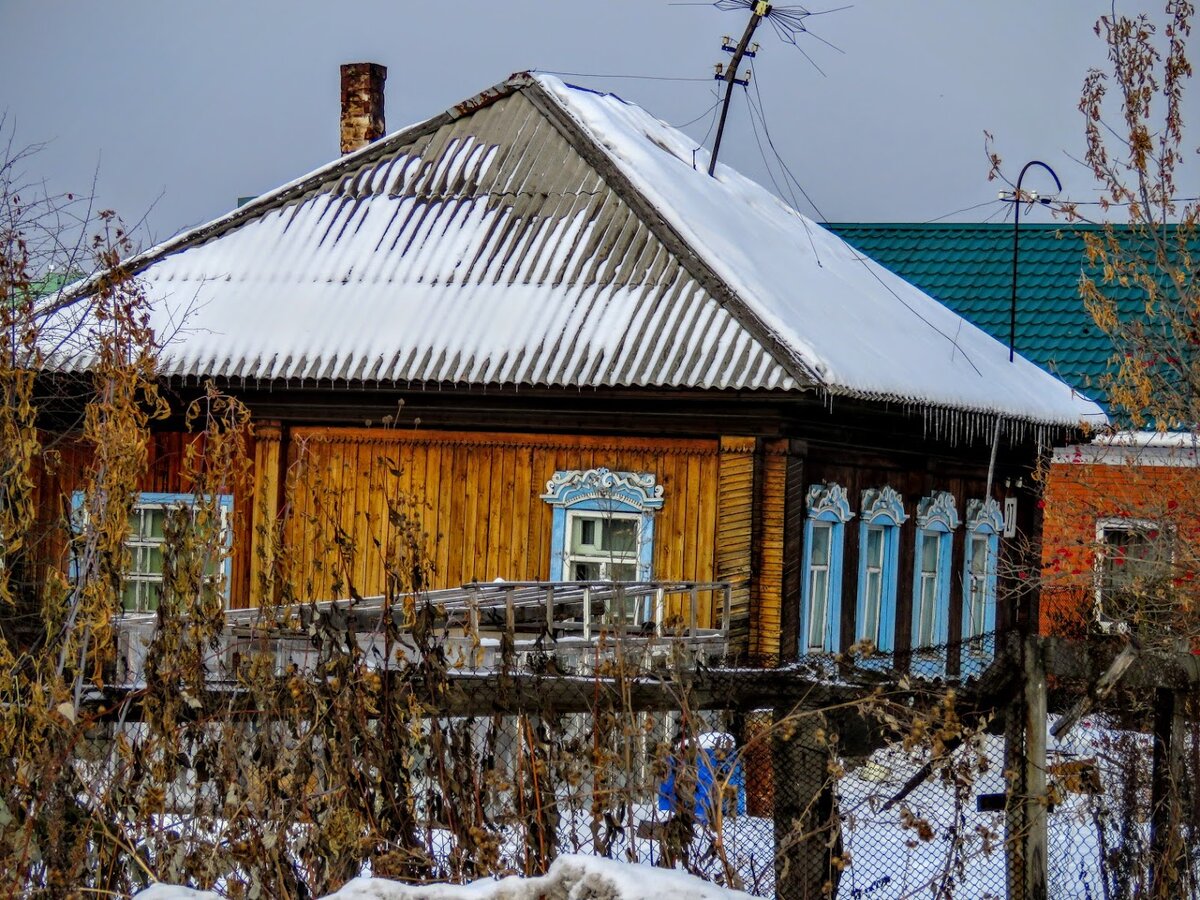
340 63 387 154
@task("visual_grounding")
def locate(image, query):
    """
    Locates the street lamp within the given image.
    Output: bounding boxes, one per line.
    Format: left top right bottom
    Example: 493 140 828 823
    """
1001 160 1062 363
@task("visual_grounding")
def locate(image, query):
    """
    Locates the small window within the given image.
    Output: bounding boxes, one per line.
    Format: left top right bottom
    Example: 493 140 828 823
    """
964 535 991 638
911 492 959 660
962 498 1003 661
806 521 834 650
856 487 906 653
915 532 943 646
541 467 663 586
801 484 853 654
1095 518 1172 633
73 492 233 612
565 510 641 582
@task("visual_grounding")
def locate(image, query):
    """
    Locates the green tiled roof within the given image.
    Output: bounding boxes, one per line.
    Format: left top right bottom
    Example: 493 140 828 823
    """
824 223 1152 410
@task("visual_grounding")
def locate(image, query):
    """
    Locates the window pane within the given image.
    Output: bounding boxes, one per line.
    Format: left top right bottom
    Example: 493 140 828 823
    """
808 568 828 649
573 561 601 580
970 535 987 575
603 519 638 554
810 523 831 566
147 508 167 540
865 526 884 569
608 563 637 582
571 517 600 554
920 532 939 574
967 536 988 640
917 574 937 646
860 526 885 645
146 545 164 577
1104 528 1160 587
863 570 882 643
968 577 986 638
122 580 141 612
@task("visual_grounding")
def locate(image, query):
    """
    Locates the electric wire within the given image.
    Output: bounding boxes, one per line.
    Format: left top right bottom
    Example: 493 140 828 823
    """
742 81 822 263
746 61 828 219
530 69 711 83
670 97 724 130
922 199 1006 223
742 64 982 376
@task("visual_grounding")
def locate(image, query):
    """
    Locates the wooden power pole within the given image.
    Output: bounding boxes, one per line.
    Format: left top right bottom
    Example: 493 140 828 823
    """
708 1 770 176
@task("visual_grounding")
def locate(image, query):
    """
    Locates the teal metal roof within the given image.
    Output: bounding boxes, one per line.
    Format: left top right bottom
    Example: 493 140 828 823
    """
824 223 1131 408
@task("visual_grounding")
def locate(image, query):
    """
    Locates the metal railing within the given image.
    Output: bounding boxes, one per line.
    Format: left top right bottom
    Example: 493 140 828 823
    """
113 580 734 685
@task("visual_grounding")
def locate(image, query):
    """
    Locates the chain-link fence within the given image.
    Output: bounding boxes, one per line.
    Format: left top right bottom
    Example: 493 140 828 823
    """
1043 672 1198 899
15 602 1200 898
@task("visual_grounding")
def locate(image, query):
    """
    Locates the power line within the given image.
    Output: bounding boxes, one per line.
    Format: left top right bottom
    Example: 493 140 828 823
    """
670 97 724 130
740 65 981 375
744 62 828 220
531 69 711 83
922 199 1005 223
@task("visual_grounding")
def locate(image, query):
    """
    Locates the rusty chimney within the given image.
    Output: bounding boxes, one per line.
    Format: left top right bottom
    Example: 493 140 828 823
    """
340 62 387 154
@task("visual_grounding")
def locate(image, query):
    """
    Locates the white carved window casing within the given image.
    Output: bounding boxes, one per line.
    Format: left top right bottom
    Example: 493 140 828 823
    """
541 468 663 584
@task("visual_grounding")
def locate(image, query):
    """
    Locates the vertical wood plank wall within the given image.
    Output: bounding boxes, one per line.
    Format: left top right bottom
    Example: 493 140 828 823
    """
716 437 756 649
753 440 788 660
275 428 723 621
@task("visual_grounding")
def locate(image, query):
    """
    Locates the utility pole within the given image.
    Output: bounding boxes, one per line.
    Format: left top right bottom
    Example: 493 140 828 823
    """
708 1 769 177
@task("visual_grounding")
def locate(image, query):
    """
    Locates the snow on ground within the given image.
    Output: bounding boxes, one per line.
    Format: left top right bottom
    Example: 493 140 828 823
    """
135 855 754 900
126 715 1166 900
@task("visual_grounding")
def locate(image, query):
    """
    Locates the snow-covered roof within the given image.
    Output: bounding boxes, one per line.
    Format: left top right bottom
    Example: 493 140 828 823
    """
50 73 1103 429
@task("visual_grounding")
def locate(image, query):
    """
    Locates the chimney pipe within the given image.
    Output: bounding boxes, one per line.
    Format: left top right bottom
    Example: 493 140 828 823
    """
340 63 387 154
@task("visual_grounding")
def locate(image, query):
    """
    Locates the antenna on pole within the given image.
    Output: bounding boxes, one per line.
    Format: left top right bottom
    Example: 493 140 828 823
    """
708 1 768 176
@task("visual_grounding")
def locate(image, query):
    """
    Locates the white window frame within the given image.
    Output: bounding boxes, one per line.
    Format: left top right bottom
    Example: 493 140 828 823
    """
1093 516 1171 634
800 483 854 655
855 487 907 654
909 491 959 675
961 497 1003 665
562 508 642 582
73 491 234 613
805 520 835 653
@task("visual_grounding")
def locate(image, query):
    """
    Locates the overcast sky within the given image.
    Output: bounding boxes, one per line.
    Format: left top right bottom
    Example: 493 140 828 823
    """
1 1 1188 249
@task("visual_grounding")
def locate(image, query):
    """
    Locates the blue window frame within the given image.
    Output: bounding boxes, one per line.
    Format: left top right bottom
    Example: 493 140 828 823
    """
856 487 907 654
962 498 1002 670
911 492 959 671
72 491 234 612
541 468 663 583
800 484 853 654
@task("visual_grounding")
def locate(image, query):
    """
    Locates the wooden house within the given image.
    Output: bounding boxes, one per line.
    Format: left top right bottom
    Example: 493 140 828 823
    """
44 72 1101 672
829 222 1194 642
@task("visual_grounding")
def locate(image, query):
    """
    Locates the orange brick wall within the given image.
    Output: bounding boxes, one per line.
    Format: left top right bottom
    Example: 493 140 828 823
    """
1040 457 1200 635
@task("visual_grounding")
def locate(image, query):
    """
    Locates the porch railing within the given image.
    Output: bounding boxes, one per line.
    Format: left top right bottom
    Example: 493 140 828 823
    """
112 580 734 686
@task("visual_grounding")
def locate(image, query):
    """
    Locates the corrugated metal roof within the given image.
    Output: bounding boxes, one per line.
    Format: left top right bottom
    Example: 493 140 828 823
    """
46 73 1105 429
62 89 793 392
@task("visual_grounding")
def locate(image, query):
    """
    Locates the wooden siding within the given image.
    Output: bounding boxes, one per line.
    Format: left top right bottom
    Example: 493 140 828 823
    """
753 440 788 659
32 431 255 607
716 437 756 651
275 428 721 618
790 447 1036 668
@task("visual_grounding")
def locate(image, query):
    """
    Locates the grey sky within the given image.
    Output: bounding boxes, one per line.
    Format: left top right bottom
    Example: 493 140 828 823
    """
0 1 1181 249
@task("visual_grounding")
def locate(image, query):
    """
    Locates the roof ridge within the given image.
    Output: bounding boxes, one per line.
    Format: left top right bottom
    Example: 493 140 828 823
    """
521 75 822 391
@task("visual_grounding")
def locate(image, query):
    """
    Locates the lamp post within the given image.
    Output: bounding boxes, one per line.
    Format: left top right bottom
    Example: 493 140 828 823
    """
1003 161 1062 363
